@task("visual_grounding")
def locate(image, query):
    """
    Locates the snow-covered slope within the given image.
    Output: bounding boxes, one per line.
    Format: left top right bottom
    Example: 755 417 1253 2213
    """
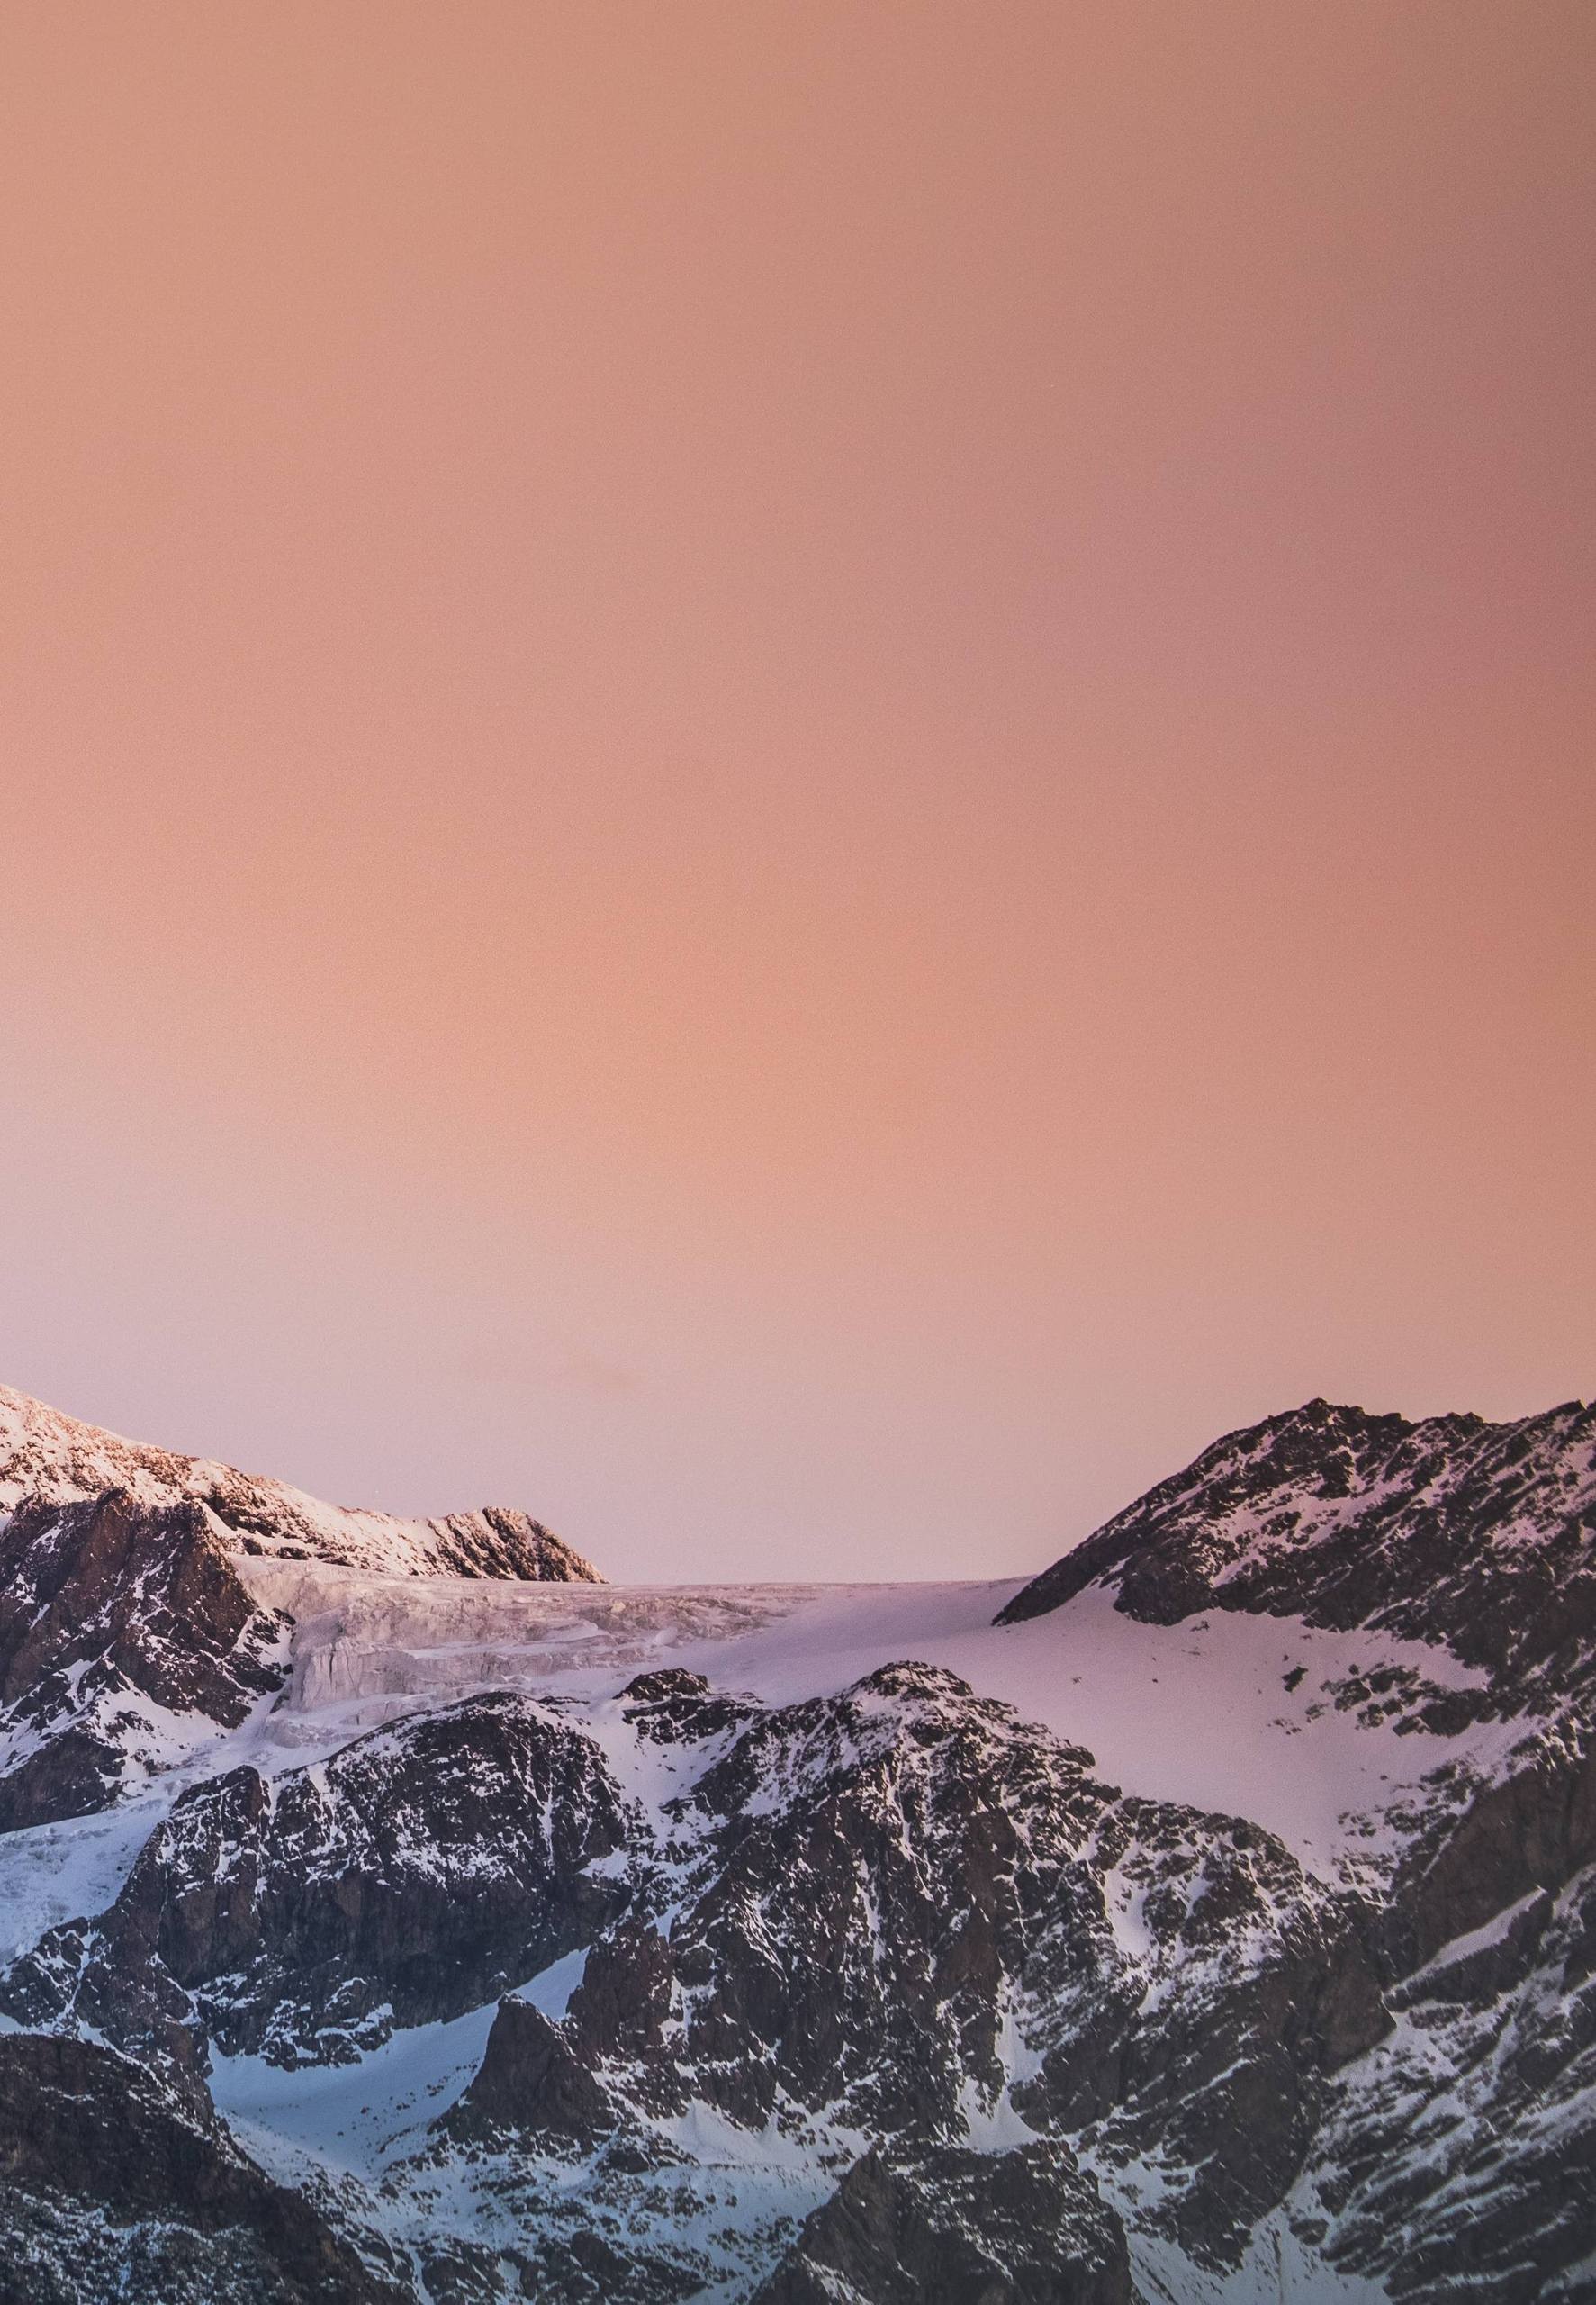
223 1563 1509 1879
0 1392 1591 2303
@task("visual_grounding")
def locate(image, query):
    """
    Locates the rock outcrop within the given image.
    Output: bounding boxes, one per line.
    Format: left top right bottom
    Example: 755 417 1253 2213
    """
0 2032 406 2304
0 1384 603 1834
5 1690 634 2065
0 1489 288 1830
749 2145 1133 2305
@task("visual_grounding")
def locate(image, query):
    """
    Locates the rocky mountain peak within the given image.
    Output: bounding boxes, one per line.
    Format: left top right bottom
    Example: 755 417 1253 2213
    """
997 1396 1596 1703
0 1382 602 1582
0 1488 288 1831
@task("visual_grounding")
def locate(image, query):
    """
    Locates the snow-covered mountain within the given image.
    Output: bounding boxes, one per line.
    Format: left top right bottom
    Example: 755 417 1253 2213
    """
0 1389 1591 2303
0 1382 601 1580
998 1397 1596 1717
0 1388 599 1837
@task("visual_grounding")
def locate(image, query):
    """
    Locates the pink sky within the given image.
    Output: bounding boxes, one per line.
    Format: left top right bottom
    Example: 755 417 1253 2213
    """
1 3 1591 1580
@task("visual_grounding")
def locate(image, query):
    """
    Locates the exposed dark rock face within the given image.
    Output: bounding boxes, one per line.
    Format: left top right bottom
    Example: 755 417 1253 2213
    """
448 1996 618 2147
0 2032 406 2304
0 1491 277 1721
414 2219 701 2305
0 1722 131 1835
4 1690 635 2065
0 1489 288 1829
1016 1803 1390 2264
990 1393 1596 2298
0 1385 604 1834
997 1397 1596 1704
567 1917 684 2101
749 2144 1132 2305
1308 1850 1596 2304
1380 1719 1596 1977
619 1666 759 1745
424 1664 1386 2268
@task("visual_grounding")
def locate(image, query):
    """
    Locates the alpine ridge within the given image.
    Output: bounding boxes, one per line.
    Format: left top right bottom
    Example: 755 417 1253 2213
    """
0 1383 604 1581
0 1387 1591 2302
996 1398 1596 1710
0 1388 600 1833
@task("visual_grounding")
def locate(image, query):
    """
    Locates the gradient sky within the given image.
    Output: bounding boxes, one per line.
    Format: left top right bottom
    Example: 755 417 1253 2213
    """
1 3 1591 1582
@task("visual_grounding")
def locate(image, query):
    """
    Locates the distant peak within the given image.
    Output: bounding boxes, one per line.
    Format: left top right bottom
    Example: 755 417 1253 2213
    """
0 1382 603 1585
998 1393 1596 1691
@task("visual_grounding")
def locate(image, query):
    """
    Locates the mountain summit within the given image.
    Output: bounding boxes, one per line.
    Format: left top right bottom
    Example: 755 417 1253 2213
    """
0 1382 601 1581
0 1384 600 1839
999 1397 1596 1712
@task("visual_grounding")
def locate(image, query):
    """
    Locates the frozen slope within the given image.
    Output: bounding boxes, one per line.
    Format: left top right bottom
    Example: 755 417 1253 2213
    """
234 1558 1512 1878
